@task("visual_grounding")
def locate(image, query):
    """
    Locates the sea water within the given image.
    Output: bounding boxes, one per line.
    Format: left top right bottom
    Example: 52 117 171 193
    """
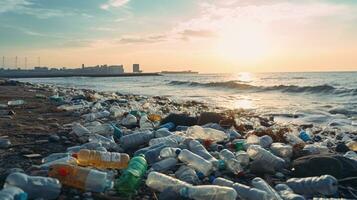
16 72 357 130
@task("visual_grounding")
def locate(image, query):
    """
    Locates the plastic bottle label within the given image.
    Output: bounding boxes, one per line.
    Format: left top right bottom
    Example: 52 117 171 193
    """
111 153 121 162
100 152 112 162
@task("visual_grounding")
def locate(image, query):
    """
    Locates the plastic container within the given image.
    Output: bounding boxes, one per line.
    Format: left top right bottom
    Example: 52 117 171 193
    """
286 175 338 196
40 156 78 169
219 149 243 175
42 153 70 163
178 149 213 176
49 164 112 193
186 125 228 142
121 114 137 126
148 134 183 146
151 158 178 172
154 128 173 138
180 185 237 200
270 143 293 158
160 147 181 158
144 144 168 164
159 122 175 131
139 115 154 129
75 149 130 169
0 186 27 200
175 166 200 185
146 171 191 193
5 172 61 200
83 110 110 121
259 135 273 148
275 184 305 200
213 177 269 200
284 132 305 146
72 123 91 137
115 154 148 197
189 140 217 162
235 151 250 167
251 177 283 200
119 130 154 149
299 131 311 142
88 134 117 149
87 123 114 136
7 100 25 106
247 145 285 172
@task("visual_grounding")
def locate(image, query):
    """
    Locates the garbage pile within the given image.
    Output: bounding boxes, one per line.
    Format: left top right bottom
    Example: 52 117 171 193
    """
1 84 357 200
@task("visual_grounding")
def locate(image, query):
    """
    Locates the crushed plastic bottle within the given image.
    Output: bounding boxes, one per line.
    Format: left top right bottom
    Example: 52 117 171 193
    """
154 128 173 138
5 172 61 200
299 130 312 142
175 166 200 185
270 143 293 158
119 130 154 149
189 139 218 162
83 110 110 121
144 144 169 164
151 157 178 172
0 186 27 200
180 185 237 200
251 177 283 200
115 154 148 197
146 171 191 193
178 149 213 176
149 134 184 146
121 114 137 126
139 115 154 129
88 134 117 149
219 149 243 175
159 122 175 131
186 125 228 142
235 151 250 167
247 145 285 173
49 164 113 193
160 147 181 158
75 149 130 169
212 177 269 200
86 123 114 136
40 156 78 169
286 175 338 196
275 184 305 200
72 123 91 137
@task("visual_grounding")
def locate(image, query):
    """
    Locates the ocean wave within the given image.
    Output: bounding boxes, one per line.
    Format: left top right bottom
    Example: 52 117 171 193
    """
168 80 357 95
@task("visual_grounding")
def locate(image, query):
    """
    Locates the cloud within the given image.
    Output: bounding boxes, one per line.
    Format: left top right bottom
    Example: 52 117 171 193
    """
100 0 130 10
118 34 167 44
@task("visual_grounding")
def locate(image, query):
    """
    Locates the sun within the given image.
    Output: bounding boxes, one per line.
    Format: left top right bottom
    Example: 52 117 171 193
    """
215 24 270 65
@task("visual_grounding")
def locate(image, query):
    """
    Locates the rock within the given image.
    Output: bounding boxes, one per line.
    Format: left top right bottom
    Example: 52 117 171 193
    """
49 134 61 142
335 143 350 153
0 138 11 149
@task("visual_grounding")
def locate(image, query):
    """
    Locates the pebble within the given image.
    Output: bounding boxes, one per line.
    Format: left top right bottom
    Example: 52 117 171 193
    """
48 134 60 142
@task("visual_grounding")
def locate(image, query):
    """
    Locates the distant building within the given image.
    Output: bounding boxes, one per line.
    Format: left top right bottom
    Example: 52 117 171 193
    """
133 64 142 73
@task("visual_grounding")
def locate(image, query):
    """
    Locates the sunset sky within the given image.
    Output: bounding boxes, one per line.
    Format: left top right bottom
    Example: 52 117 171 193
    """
1 0 357 73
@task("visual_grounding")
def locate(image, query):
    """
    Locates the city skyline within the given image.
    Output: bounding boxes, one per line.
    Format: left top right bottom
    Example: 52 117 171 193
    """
1 0 357 73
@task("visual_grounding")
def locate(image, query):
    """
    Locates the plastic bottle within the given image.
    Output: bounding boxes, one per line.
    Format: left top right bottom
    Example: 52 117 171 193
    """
146 171 191 193
286 175 338 196
299 131 311 142
344 151 357 161
235 151 250 167
148 114 161 122
87 123 114 136
115 154 148 197
251 177 283 200
178 149 213 176
186 125 228 142
139 115 154 129
270 143 293 158
154 128 173 138
246 135 260 146
42 153 70 163
247 145 285 172
5 172 61 200
110 106 125 118
175 166 200 185
7 100 25 106
0 186 27 200
229 140 246 151
119 130 154 149
144 144 168 164
40 156 78 169
180 185 237 200
49 164 113 193
148 134 184 146
72 123 91 137
275 184 305 200
84 110 110 121
219 149 243 175
151 158 178 172
189 140 217 162
159 122 175 131
212 177 269 200
121 114 137 126
303 144 329 155
66 142 105 153
134 143 163 156
284 132 305 146
160 147 181 158
88 134 117 149
75 149 130 169
260 135 273 148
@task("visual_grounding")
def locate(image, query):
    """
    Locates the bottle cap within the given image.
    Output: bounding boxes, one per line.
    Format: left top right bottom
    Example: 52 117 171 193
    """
196 171 205 179
208 175 216 183
18 192 28 200
218 160 226 170
175 149 181 155
179 187 189 197
58 168 69 176
72 153 78 159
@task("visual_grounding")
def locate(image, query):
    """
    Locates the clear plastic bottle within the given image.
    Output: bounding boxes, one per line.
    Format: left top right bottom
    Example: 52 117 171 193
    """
186 126 228 142
219 149 243 175
119 130 154 149
115 154 148 197
49 164 113 193
260 135 273 148
72 123 91 137
286 175 338 196
154 128 173 138
7 100 25 106
299 131 311 142
151 158 178 172
188 140 217 162
247 145 285 171
251 177 283 200
146 171 191 193
178 149 213 176
303 144 329 155
148 134 184 146
84 110 110 121
160 147 181 158
144 144 169 164
235 151 250 167
5 172 61 200
66 142 105 153
0 186 27 200
175 166 200 185
42 153 70 163
88 134 117 149
159 122 175 131
284 132 305 146
40 156 78 169
270 143 293 158
134 143 163 156
139 115 154 130
275 184 305 200
121 114 137 126
87 123 114 136
212 177 269 200
180 185 237 200
75 149 130 169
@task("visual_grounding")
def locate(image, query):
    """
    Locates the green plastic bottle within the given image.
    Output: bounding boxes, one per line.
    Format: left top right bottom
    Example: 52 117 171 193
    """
115 154 148 197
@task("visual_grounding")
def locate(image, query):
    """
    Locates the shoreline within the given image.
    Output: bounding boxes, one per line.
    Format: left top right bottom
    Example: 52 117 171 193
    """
0 79 356 199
